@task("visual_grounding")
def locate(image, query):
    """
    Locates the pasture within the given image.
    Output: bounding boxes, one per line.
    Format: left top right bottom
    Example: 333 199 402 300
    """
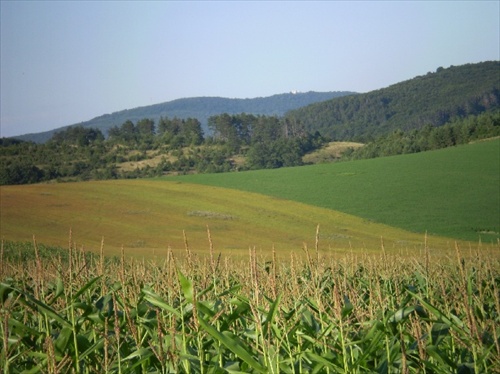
168 138 500 243
0 179 459 259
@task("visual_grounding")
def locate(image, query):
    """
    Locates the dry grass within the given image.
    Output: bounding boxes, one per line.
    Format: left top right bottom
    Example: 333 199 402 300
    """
302 141 364 164
117 151 166 172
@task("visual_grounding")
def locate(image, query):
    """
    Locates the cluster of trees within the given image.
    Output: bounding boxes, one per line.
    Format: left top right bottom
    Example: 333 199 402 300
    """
107 117 204 149
50 126 104 146
342 111 500 160
208 113 325 169
1 113 325 185
0 129 118 185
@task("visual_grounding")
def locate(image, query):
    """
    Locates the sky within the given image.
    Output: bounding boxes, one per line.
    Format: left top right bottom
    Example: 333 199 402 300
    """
1 1 499 138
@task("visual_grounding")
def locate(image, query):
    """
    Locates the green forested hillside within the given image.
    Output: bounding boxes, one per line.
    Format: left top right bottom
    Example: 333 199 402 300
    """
286 61 500 141
14 91 353 143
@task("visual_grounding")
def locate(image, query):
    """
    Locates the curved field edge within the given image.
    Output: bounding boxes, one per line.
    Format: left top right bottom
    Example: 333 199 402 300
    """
0 179 464 258
166 139 500 243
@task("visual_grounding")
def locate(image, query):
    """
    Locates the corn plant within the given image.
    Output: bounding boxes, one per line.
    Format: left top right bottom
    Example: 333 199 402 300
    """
1 237 499 373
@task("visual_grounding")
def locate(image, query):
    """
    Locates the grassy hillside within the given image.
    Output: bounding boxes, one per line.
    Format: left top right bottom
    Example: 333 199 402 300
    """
286 61 500 141
168 139 500 243
0 179 461 258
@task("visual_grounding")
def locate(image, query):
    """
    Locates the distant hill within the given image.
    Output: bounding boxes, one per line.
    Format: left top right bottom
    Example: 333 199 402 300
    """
286 61 500 141
14 91 355 143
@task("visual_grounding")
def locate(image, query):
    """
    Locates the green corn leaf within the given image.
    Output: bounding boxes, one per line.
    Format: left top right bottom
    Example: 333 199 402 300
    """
426 345 456 369
341 295 354 319
8 317 41 337
420 359 444 373
54 326 73 354
407 290 467 335
0 282 15 304
72 276 102 300
197 313 267 373
19 362 43 374
19 293 71 327
197 282 214 299
301 308 320 335
388 305 416 323
263 293 282 337
85 312 105 325
47 277 65 306
123 347 154 361
72 301 93 316
142 288 181 318
178 270 193 303
305 351 343 373
271 322 283 341
358 322 387 362
305 297 320 313
222 298 251 330
124 348 156 371
430 322 450 345
217 284 241 297
224 363 249 374
79 338 105 360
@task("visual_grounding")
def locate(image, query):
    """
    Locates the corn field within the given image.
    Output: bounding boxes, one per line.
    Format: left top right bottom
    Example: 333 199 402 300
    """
1 232 499 373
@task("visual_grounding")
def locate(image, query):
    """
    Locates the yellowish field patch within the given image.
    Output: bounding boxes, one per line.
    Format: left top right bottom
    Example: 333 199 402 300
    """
303 141 364 164
1 179 464 259
117 153 166 172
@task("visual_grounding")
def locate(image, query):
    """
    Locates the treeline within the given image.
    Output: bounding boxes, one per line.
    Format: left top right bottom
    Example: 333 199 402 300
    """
0 114 325 185
15 91 352 144
2 107 499 186
342 111 500 160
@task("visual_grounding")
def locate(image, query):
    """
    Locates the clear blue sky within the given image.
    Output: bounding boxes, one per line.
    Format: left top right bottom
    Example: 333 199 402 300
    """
1 1 499 137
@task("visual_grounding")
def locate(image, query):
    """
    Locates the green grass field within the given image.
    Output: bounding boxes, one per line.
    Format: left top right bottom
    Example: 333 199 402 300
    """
167 139 500 243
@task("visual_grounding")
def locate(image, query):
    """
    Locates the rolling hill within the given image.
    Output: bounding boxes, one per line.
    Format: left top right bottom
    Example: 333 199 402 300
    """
286 61 500 141
14 91 354 143
0 178 454 258
167 138 500 243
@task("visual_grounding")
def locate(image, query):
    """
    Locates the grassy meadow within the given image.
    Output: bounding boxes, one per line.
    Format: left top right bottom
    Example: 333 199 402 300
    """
168 139 500 243
0 178 461 259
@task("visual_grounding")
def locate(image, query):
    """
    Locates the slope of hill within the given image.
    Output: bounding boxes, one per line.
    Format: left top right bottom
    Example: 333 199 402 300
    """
14 91 355 143
286 61 500 141
0 179 456 257
168 138 500 243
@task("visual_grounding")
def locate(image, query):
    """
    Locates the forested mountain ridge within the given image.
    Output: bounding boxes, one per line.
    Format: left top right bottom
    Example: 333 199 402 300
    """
14 91 354 143
285 61 500 141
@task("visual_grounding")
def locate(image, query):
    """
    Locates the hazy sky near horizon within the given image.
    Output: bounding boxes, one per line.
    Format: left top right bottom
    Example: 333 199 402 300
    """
1 1 499 137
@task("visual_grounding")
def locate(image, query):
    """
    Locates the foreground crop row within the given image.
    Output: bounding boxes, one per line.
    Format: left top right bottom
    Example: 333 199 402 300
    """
1 238 499 373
